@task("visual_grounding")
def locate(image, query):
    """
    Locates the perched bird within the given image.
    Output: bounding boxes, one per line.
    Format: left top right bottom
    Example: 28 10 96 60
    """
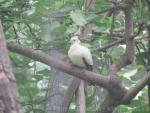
68 36 93 71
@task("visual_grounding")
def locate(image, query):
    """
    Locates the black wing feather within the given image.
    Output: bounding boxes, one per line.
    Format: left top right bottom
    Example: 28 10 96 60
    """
82 57 93 71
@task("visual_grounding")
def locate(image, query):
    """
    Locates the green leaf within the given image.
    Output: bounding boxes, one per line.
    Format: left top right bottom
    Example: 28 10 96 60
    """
66 24 77 34
24 6 36 16
85 13 98 21
0 0 5 2
101 67 108 75
55 1 63 9
70 10 87 26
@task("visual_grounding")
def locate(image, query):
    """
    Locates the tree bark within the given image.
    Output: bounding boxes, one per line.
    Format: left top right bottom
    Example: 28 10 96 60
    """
0 20 21 113
76 80 86 113
146 0 150 110
46 50 72 113
96 1 134 113
61 77 81 113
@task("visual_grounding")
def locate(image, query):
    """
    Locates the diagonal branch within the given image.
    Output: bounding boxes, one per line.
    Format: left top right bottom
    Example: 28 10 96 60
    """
7 43 110 89
61 78 81 113
121 72 150 104
98 38 124 52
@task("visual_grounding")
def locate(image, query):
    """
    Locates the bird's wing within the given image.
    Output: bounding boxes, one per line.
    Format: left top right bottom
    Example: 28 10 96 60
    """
81 46 93 71
82 57 93 71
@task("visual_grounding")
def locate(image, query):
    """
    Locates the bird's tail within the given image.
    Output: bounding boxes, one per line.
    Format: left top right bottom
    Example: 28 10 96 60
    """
87 65 93 71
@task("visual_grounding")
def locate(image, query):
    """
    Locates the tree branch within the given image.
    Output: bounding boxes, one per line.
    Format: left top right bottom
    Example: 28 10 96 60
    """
95 22 144 52
95 4 126 14
98 38 124 52
61 78 81 113
109 3 134 75
121 72 150 104
7 43 110 89
95 2 134 113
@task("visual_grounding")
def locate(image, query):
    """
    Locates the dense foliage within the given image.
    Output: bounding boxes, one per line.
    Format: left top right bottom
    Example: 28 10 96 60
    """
0 0 150 113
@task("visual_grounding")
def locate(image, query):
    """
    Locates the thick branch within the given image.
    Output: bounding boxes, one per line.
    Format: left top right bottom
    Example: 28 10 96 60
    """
76 80 86 113
7 43 110 89
95 2 134 113
109 4 134 75
61 78 81 113
95 94 118 113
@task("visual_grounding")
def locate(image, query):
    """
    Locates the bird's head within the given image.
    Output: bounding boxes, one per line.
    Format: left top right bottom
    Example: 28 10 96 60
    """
69 36 81 44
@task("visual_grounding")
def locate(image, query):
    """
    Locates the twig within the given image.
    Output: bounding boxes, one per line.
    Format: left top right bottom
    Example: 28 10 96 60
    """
109 12 116 39
26 24 37 38
97 38 123 52
95 4 126 14
96 22 144 52
13 25 21 44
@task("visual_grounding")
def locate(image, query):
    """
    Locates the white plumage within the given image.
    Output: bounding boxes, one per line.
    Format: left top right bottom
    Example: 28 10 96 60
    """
68 36 93 71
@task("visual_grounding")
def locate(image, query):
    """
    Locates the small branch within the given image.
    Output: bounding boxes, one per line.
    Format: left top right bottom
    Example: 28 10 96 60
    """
97 38 123 52
12 25 21 44
109 12 116 39
51 14 69 19
77 1 82 10
107 0 118 5
26 24 37 38
121 72 150 104
92 31 123 38
95 4 126 14
93 21 143 37
96 22 144 52
13 25 18 39
85 0 96 11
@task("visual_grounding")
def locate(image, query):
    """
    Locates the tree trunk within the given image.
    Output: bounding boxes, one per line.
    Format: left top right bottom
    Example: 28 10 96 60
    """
46 70 72 113
0 20 21 113
45 50 72 113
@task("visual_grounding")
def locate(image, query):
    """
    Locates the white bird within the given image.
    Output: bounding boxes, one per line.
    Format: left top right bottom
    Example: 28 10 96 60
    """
68 36 93 71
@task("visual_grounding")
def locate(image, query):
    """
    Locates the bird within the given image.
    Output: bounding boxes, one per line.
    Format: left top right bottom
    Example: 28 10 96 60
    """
68 36 93 71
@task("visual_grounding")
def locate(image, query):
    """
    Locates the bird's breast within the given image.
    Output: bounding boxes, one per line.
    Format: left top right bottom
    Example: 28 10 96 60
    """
68 48 85 67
